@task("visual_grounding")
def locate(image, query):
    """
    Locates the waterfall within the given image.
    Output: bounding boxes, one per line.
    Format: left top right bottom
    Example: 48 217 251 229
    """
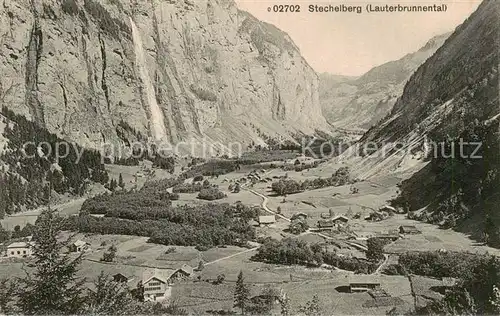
129 17 167 141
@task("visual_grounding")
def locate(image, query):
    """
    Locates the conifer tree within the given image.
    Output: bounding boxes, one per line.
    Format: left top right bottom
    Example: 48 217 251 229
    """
86 272 133 315
118 173 125 189
234 271 250 315
280 292 290 316
17 209 86 314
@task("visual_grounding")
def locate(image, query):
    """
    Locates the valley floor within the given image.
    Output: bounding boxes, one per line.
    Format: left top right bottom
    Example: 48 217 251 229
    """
1 156 499 314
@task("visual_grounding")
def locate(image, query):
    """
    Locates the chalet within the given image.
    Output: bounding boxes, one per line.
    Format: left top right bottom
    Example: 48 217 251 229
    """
258 215 276 226
143 269 171 302
290 212 308 221
332 215 349 224
349 275 381 293
6 241 32 258
113 273 134 283
142 265 193 302
399 225 421 235
317 219 334 230
68 240 90 253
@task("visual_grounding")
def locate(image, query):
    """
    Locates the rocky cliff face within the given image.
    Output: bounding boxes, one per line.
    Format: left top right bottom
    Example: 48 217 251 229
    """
320 33 449 131
0 0 329 151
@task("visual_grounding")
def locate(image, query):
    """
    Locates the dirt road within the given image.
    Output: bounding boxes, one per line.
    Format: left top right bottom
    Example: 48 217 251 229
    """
247 189 291 222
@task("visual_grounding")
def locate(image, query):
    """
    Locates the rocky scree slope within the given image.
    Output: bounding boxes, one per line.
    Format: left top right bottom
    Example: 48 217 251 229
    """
351 0 499 243
0 0 329 152
320 33 449 131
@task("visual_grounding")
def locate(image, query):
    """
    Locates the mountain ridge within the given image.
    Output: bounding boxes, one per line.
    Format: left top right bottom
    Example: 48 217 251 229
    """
346 0 499 244
320 32 451 131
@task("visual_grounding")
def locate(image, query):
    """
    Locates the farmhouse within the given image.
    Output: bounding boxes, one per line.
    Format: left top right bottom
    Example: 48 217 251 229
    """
332 215 349 224
258 215 276 226
112 273 135 283
317 219 334 230
399 225 421 234
143 265 193 302
349 275 381 293
6 241 32 258
68 240 90 253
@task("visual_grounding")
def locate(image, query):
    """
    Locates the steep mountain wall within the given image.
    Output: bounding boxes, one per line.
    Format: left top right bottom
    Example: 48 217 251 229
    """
0 0 329 151
320 33 449 131
342 0 499 242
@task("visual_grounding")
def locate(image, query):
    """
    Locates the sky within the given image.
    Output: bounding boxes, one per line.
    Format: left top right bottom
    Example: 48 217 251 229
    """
234 0 482 76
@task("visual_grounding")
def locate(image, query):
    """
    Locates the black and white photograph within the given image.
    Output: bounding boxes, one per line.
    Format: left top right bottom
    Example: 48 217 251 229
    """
0 0 498 314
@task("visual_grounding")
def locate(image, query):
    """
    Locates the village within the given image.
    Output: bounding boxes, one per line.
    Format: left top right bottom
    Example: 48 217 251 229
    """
1 153 498 315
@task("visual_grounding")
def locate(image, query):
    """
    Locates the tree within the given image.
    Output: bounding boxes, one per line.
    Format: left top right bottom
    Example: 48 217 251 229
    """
86 271 134 315
131 281 145 302
118 173 125 189
280 291 290 316
289 220 308 235
101 245 117 262
490 285 500 314
16 209 86 314
234 271 250 315
214 274 225 285
0 278 16 314
299 294 320 316
11 225 21 238
0 226 9 243
366 238 385 262
233 182 241 193
197 260 205 271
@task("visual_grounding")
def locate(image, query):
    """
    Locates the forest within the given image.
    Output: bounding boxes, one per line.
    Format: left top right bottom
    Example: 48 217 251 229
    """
0 108 109 219
271 166 353 196
253 237 378 273
382 250 500 315
76 187 257 248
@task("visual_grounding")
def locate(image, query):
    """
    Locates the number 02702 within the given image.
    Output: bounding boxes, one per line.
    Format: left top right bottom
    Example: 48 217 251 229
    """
271 5 301 12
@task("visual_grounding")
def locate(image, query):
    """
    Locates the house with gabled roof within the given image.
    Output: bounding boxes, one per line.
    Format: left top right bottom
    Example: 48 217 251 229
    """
113 273 134 284
332 215 349 224
142 265 193 301
349 275 381 293
6 241 33 258
399 225 421 235
258 215 276 226
68 240 90 253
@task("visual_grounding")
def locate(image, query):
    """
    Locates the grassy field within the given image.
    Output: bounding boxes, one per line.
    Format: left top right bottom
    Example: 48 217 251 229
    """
4 155 500 315
172 256 421 315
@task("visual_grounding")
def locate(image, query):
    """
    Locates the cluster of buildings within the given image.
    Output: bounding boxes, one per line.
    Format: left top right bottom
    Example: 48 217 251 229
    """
2 237 194 302
316 215 349 231
3 238 92 259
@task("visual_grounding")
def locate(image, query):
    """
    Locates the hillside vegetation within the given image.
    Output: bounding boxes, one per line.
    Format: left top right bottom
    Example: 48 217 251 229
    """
360 0 499 245
0 108 109 218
